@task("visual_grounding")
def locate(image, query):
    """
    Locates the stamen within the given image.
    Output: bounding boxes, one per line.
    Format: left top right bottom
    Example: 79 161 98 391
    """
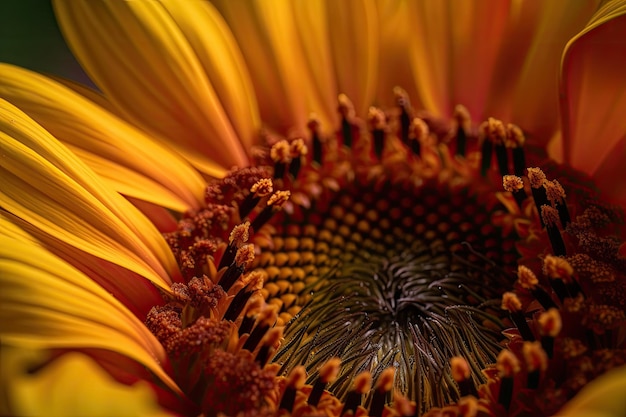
496 350 520 410
538 308 562 358
219 222 250 270
544 179 571 227
409 118 429 156
522 341 548 389
243 306 278 353
338 94 356 148
487 118 509 176
370 368 395 417
450 357 477 397
503 175 527 209
250 190 291 231
368 107 387 159
280 366 307 411
308 358 341 406
543 254 578 300
219 244 255 292
288 138 307 179
527 167 550 227
224 273 264 322
454 105 471 157
341 372 372 416
501 292 535 341
394 87 412 145
256 327 283 366
478 121 493 176
239 178 274 219
270 140 292 179
506 124 526 177
517 265 557 310
307 116 323 165
541 205 566 256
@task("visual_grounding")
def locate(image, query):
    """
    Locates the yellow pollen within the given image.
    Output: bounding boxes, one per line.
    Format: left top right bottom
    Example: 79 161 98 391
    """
267 191 291 208
522 341 548 372
338 93 356 120
229 222 250 246
501 292 522 312
506 124 525 147
376 368 396 392
517 266 539 289
485 118 507 145
353 372 373 394
543 255 574 281
503 175 524 192
411 118 429 142
527 167 547 188
270 140 292 163
235 244 255 267
319 358 341 383
394 86 411 110
287 366 307 389
541 205 561 228
368 107 387 130
289 138 308 157
496 350 520 377
450 357 471 381
250 178 273 197
544 179 566 206
454 104 471 132
538 308 562 337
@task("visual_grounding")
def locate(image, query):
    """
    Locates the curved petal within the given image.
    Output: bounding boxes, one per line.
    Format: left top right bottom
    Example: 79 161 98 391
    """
0 99 179 289
1 347 174 417
560 0 626 206
52 0 258 174
554 365 626 417
0 234 181 397
0 63 206 212
211 0 379 135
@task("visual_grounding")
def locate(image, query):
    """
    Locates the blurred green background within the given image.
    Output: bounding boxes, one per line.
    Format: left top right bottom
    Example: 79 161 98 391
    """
0 0 92 84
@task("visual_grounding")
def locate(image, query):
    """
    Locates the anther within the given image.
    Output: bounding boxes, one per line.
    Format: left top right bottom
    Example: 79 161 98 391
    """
255 327 283 366
409 118 428 156
541 205 566 256
368 107 387 159
486 118 509 176
225 273 264 322
370 368 395 417
538 308 562 358
308 357 341 407
219 244 254 292
289 138 307 179
501 292 535 341
478 121 494 177
250 190 291 231
503 175 527 209
218 222 250 270
517 265 557 310
242 306 278 353
239 179 273 219
543 255 580 300
544 179 571 227
496 350 520 410
307 116 324 165
507 124 526 176
338 94 356 148
450 357 477 397
527 167 550 227
522 341 548 389
279 366 307 412
394 87 412 145
270 140 292 179
454 105 471 157
341 372 372 416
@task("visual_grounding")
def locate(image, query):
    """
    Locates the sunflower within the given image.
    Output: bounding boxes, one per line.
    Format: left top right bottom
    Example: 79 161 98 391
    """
1 0 626 416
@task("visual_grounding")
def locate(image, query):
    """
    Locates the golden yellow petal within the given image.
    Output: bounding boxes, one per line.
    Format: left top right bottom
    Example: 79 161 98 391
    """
1 347 175 417
0 235 181 397
0 99 179 289
560 0 626 188
553 365 626 417
0 63 206 211
52 0 255 173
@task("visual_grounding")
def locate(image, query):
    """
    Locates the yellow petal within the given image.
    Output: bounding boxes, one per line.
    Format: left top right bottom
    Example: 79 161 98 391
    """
52 0 256 174
560 0 626 204
553 365 626 417
0 99 179 289
0 234 181 397
1 347 175 417
0 63 206 212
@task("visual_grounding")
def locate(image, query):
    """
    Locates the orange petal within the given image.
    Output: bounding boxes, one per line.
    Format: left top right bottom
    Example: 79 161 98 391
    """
0 99 180 289
0 234 181 397
0 63 206 212
52 0 257 173
1 347 175 417
560 0 626 205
